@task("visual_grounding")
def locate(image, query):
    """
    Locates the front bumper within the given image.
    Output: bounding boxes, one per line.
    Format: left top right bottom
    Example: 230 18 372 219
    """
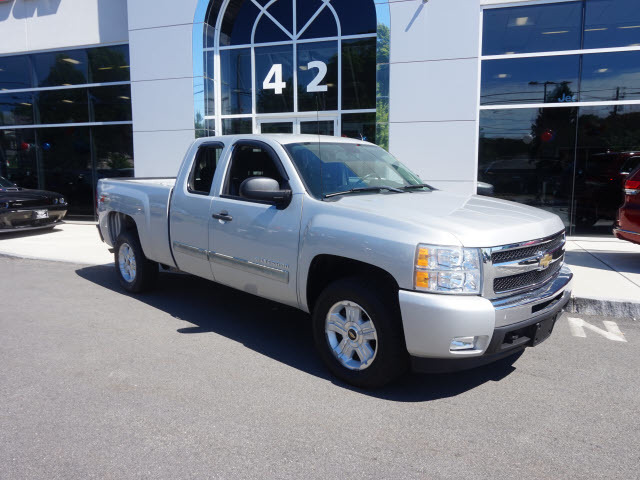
399 266 573 373
0 206 67 232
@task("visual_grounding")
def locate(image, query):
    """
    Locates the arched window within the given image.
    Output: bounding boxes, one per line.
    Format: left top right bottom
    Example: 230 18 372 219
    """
194 0 390 147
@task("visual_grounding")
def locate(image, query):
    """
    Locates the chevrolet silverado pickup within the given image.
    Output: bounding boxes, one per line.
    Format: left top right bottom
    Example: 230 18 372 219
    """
97 135 573 388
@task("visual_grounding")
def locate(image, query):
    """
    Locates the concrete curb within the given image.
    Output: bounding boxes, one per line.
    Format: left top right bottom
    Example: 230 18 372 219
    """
567 296 640 320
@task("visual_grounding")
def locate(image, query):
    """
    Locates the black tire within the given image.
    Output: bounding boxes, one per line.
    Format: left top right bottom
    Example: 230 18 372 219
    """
114 230 158 293
312 277 409 389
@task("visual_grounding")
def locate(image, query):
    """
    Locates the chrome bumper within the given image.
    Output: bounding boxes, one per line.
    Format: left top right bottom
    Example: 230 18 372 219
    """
399 266 573 359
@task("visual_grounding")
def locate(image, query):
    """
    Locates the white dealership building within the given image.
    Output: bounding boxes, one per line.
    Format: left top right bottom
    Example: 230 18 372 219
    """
1 0 638 234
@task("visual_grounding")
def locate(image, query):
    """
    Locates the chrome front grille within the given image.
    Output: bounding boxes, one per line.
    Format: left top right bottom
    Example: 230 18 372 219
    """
483 231 566 298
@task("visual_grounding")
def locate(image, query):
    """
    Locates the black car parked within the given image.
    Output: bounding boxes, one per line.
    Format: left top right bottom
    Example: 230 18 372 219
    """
0 176 67 232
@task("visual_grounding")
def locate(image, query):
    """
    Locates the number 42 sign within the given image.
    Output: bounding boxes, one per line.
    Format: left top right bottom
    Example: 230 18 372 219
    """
263 61 328 94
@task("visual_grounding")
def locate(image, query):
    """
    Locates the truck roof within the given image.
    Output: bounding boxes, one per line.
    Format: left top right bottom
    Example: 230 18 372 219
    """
194 134 375 147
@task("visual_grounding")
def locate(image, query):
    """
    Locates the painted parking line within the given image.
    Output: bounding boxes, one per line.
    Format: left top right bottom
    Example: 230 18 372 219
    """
567 317 627 342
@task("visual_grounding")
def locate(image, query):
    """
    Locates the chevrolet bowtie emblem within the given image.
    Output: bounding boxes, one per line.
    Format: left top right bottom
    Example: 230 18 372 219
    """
538 253 553 270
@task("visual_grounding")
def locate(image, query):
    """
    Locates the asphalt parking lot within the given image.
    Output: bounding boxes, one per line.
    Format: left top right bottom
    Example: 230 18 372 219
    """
1 255 638 479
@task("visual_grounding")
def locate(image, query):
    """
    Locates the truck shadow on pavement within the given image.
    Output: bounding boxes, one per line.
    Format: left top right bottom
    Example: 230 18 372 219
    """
76 265 522 402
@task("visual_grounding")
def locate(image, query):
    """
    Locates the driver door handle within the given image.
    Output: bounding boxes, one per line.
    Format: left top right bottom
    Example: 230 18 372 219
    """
212 211 233 222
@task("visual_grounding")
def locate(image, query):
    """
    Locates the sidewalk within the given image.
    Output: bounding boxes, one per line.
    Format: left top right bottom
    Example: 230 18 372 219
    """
1 222 639 319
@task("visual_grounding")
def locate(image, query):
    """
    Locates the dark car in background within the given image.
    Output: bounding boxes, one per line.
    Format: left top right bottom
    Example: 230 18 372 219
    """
0 176 67 233
614 166 640 246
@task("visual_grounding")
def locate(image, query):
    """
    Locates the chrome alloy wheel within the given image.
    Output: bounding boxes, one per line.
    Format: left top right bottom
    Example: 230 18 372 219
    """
118 242 137 283
325 301 378 371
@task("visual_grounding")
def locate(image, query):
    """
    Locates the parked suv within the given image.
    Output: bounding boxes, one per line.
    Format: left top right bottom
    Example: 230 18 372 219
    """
614 166 640 245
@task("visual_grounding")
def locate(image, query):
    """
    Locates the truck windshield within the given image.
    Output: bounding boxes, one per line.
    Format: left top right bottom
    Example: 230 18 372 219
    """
284 142 427 199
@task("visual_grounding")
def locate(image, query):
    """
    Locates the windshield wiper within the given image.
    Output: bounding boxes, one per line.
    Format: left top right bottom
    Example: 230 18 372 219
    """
402 183 437 191
324 186 406 198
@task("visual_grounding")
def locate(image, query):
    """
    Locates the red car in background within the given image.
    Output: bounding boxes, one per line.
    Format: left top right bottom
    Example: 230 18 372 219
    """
614 166 640 245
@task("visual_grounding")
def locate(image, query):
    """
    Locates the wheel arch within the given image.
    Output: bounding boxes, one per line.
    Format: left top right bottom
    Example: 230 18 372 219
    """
305 254 400 314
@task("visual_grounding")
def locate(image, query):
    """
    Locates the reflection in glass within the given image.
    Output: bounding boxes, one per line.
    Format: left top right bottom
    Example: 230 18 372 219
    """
478 108 577 227
296 0 324 34
342 38 376 110
482 2 582 56
481 56 580 105
0 93 34 126
260 121 294 133
39 126 92 216
220 48 252 115
264 0 293 36
93 125 134 211
255 44 294 114
342 112 376 144
33 49 88 87
89 85 132 122
584 0 640 49
299 5 337 40
573 105 640 231
331 0 377 36
220 0 260 46
297 41 338 112
0 55 32 90
204 0 225 49
37 88 89 125
581 51 640 102
88 45 130 83
223 117 252 134
0 129 38 189
300 120 334 136
254 15 290 44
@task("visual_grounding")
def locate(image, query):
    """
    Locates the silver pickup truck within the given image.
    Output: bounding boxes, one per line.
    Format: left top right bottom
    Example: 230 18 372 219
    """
97 135 573 388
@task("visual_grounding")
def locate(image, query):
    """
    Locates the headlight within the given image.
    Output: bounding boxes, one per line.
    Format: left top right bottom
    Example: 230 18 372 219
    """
59 197 65 204
414 244 482 294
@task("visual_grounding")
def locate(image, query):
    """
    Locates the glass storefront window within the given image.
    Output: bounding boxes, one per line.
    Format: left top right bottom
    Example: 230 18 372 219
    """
297 41 338 112
342 38 376 110
89 85 132 122
93 125 135 212
332 0 377 36
36 88 89 125
223 117 252 134
220 0 260 46
573 105 640 231
220 48 252 115
581 51 640 102
0 129 38 189
299 5 337 40
342 112 376 144
39 126 92 215
481 56 580 106
88 45 131 83
0 55 32 91
479 108 577 227
482 2 583 56
0 93 35 126
33 49 89 87
255 44 294 114
584 0 640 49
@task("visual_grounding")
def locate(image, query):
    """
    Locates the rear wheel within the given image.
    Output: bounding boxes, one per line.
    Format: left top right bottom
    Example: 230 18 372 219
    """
114 230 158 293
312 277 408 388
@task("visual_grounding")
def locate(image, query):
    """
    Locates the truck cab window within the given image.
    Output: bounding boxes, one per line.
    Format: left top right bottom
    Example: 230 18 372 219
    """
188 144 223 195
224 144 287 197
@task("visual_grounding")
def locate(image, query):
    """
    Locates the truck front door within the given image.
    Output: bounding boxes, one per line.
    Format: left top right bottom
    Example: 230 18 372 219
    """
208 141 301 307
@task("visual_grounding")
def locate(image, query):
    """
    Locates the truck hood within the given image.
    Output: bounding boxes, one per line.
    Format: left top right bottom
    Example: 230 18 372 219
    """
330 191 565 248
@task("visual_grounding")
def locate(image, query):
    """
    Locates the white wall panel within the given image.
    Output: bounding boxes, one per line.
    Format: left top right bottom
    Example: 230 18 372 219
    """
0 0 128 55
389 121 478 184
133 129 196 177
129 24 193 82
389 58 479 123
0 2 28 55
131 78 194 132
127 0 200 31
390 0 480 64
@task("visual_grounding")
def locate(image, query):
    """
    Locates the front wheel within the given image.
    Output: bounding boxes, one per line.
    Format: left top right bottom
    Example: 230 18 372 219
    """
312 277 409 389
114 230 158 293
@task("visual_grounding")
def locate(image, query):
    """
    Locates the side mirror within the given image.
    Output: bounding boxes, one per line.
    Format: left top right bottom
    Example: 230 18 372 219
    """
239 177 292 208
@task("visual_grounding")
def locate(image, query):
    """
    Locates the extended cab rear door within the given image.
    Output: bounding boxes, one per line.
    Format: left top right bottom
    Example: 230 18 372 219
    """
169 141 226 281
208 140 302 308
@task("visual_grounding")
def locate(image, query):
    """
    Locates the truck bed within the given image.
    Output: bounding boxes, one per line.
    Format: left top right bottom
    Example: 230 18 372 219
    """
98 177 177 267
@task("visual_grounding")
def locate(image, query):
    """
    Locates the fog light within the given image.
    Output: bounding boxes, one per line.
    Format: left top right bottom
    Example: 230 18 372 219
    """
450 336 477 351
